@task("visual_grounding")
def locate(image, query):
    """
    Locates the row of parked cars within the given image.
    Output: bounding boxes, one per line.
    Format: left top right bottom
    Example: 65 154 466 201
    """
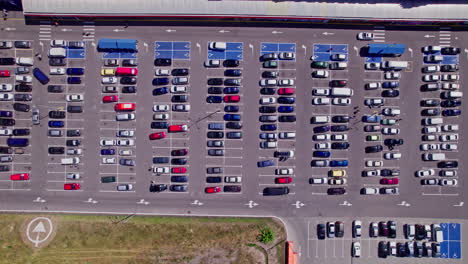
417 46 461 187
256 51 297 196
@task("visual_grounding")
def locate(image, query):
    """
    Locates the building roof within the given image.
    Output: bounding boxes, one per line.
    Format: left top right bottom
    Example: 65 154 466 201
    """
22 0 468 21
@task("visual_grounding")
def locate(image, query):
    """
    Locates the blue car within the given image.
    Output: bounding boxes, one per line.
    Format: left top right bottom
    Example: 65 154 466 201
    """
101 149 115 155
442 109 461 116
314 151 331 158
382 81 399 88
224 69 242 77
362 115 381 123
223 87 240 94
208 123 224 130
260 124 277 131
48 120 64 127
277 97 295 104
67 77 81 84
278 106 294 113
314 125 330 133
207 96 222 103
0 111 12 118
33 68 50 85
257 159 275 168
224 105 239 112
224 114 241 121
152 78 169 86
330 160 349 167
66 68 84 75
153 87 168 96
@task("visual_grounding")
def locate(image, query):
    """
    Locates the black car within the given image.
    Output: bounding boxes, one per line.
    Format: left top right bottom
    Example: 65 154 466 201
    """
382 90 400 97
207 131 224 138
171 68 189 76
67 130 81 137
327 188 346 195
259 106 276 113
15 84 32 92
121 76 137 85
441 100 461 108
0 147 12 154
151 121 169 129
119 158 135 166
331 125 348 132
443 109 461 116
441 47 460 55
49 58 66 66
388 221 397 238
170 176 187 183
365 145 383 153
277 97 295 104
384 138 404 147
441 64 459 72
0 119 15 126
421 108 440 116
224 105 239 112
420 99 440 107
223 185 241 192
47 85 63 93
0 165 10 172
154 58 171 66
152 157 170 164
150 184 167 192
171 149 187 156
415 224 425 240
207 78 223 85
67 105 83 113
0 57 15 65
122 86 136 93
364 125 380 132
170 185 188 192
378 241 388 258
262 71 278 78
122 59 138 66
335 221 344 238
206 96 222 103
331 142 350 149
329 80 347 87
223 87 239 94
317 224 326 240
172 95 188 103
380 169 400 177
208 87 223 94
226 132 242 139
332 116 350 123
224 79 241 86
438 161 458 168
49 111 66 119
260 88 276 95
14 41 31 49
171 158 187 165
206 176 222 183
226 122 242 129
48 146 64 154
14 94 32 101
278 115 296 122
13 129 30 136
223 59 240 67
224 69 242 76
66 140 80 147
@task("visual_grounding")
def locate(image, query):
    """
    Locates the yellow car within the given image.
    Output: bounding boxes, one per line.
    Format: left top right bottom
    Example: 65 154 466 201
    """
101 68 115 76
330 169 347 177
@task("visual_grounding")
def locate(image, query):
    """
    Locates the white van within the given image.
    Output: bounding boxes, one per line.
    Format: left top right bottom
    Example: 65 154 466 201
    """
260 141 277 149
423 118 443 126
331 88 353 97
61 157 80 165
15 57 34 66
442 91 462 99
423 153 446 161
311 116 330 124
383 61 408 70
209 42 227 51
48 47 67 58
279 132 296 139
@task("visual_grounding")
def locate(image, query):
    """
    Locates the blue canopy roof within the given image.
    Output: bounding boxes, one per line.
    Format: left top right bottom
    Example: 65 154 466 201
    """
368 43 406 55
98 39 137 51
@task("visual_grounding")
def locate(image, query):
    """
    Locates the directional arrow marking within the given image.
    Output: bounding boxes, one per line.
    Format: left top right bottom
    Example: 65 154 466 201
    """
32 222 46 233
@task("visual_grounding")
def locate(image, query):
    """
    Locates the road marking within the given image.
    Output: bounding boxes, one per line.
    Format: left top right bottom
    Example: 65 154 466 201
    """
26 217 54 247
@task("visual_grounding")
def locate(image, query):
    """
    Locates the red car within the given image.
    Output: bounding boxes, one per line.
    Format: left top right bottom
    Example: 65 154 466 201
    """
116 67 138 76
149 132 166 140
10 173 29 181
114 103 135 111
168 124 188 133
64 183 81 190
0 70 10 77
380 178 399 185
205 186 221 193
223 95 240 103
278 88 295 95
275 177 293 184
103 95 118 103
171 167 187 173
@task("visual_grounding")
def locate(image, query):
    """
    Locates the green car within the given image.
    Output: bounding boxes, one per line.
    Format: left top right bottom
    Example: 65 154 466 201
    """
366 135 381 141
311 61 329 69
263 61 278 68
101 176 116 183
381 119 397 125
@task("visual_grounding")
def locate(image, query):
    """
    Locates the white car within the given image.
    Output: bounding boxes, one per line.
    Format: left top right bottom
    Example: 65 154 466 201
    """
440 170 457 177
365 98 384 106
102 77 117 84
332 98 351 106
67 149 82 155
315 142 331 150
422 45 442 53
153 113 169 120
172 104 190 112
312 70 329 78
312 134 331 141
0 84 13 91
119 149 133 156
423 126 441 134
416 169 435 177
366 160 383 167
204 60 221 68
364 170 380 177
0 129 13 136
102 157 116 164
422 65 440 73
260 79 277 86
365 62 380 70
442 124 459 132
331 54 347 61
66 94 83 102
384 152 402 160
309 177 327 184
0 93 13 101
357 32 374 40
153 167 170 174
361 187 379 195
423 74 440 82
312 97 330 105
420 144 439 151
382 108 400 116
382 127 400 135
384 72 400 80
117 139 134 146
331 134 347 141
279 132 295 139
116 113 135 121
15 57 33 66
100 139 116 146
15 75 32 83
260 141 277 149
329 178 347 185
170 86 187 93
260 97 276 105
352 241 361 257
225 176 242 183
155 69 170 76
275 168 293 175
440 179 458 186
439 134 458 141
153 104 170 112
442 83 459 90
365 82 381 90
102 86 118 93
442 74 459 81
51 40 67 47
441 143 457 151
278 52 295 60
50 68 66 75
312 88 330 96
278 79 294 86
117 130 134 137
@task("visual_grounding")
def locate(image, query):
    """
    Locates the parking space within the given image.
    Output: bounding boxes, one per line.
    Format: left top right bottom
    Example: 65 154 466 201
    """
312 44 348 62
154 41 191 60
207 42 243 60
441 223 462 259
